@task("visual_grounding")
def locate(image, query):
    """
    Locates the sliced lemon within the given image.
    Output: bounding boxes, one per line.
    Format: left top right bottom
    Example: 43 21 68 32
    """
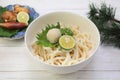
59 35 76 50
17 11 29 25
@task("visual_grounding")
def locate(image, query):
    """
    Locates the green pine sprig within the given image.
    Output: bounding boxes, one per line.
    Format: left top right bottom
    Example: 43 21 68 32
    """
88 3 120 48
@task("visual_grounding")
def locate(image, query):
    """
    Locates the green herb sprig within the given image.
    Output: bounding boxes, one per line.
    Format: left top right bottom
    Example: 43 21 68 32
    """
60 27 73 36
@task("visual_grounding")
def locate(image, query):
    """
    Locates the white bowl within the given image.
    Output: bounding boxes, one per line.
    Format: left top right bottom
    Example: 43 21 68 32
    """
25 12 100 74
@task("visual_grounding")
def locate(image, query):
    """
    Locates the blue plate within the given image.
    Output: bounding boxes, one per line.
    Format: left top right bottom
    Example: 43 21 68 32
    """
4 4 39 40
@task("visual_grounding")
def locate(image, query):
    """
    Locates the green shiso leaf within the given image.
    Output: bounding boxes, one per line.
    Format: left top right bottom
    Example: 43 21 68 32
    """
36 22 60 47
0 27 18 37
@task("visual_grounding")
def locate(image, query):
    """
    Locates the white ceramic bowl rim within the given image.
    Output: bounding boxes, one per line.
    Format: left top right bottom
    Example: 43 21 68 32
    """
25 11 100 68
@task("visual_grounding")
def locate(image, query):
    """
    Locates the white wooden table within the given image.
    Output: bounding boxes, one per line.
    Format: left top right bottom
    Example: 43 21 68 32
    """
0 0 120 79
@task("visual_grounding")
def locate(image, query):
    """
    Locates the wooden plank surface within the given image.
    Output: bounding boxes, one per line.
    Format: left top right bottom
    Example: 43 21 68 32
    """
0 45 120 79
0 0 120 79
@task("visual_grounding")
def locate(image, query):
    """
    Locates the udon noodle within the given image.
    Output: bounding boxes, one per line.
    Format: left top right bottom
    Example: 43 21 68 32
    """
32 26 92 66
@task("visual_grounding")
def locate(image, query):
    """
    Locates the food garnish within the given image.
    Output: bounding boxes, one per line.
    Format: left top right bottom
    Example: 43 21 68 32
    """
36 22 60 47
36 22 75 49
47 28 61 43
17 11 29 25
59 35 75 50
60 27 73 36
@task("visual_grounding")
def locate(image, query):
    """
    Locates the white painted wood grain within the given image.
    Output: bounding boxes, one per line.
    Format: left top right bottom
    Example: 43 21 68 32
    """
0 39 24 47
1 0 90 9
0 45 120 71
0 70 120 79
0 0 120 79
